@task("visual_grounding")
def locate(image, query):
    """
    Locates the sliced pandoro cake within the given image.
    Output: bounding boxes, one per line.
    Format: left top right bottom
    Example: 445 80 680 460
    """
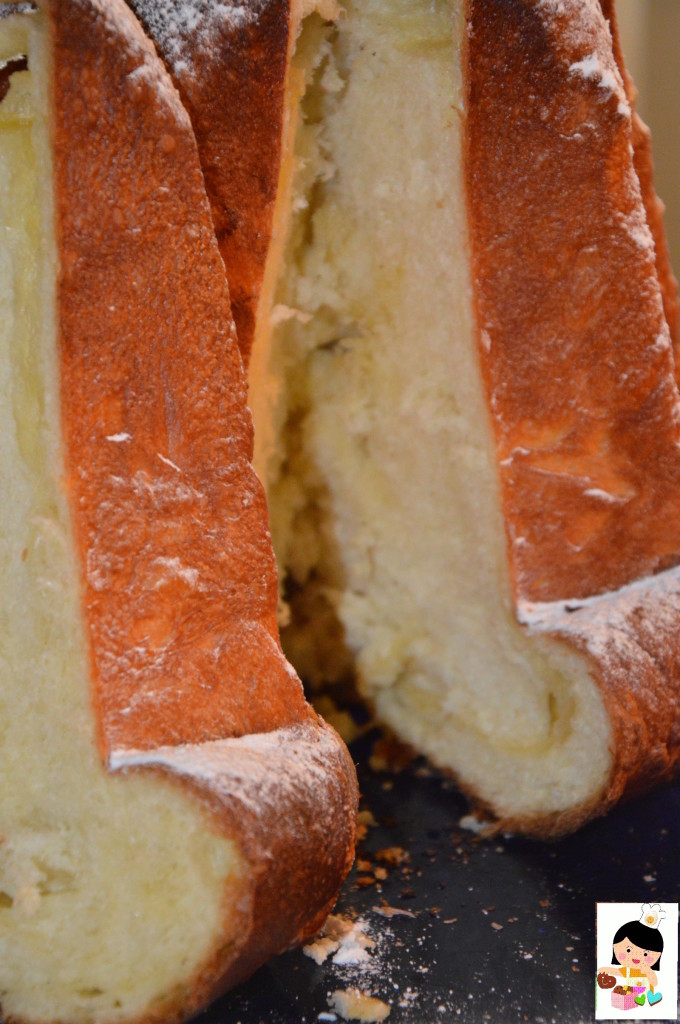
0 2 357 1022
135 0 680 836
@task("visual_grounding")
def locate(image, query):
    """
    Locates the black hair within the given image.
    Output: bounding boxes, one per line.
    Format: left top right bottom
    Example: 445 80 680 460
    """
611 921 663 969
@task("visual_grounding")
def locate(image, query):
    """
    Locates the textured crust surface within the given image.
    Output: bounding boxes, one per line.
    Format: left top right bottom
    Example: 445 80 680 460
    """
467 0 680 605
465 0 680 834
47 0 356 1016
125 0 292 367
53 0 306 756
599 0 679 350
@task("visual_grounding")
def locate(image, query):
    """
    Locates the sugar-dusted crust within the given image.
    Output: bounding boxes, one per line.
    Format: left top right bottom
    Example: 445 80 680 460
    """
599 0 679 350
465 0 680 833
125 0 293 367
509 569 680 838
47 0 356 1017
53 0 305 755
466 0 680 604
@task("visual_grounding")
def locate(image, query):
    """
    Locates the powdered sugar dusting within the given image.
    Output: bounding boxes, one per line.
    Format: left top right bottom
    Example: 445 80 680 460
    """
151 555 200 587
518 565 680 653
581 487 627 504
93 0 187 113
569 53 629 115
536 0 630 118
109 721 341 817
131 0 267 78
620 208 656 253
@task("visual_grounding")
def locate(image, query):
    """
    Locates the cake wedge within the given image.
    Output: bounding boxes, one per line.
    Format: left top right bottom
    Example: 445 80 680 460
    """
0 2 357 1021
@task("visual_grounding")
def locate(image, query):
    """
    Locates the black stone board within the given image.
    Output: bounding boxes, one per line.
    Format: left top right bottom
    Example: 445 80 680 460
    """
197 733 680 1024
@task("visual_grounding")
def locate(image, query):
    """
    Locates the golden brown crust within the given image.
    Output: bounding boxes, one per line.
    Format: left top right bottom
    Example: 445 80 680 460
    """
52 0 307 756
599 0 680 350
466 0 680 605
465 0 680 834
45 0 356 1017
125 0 292 368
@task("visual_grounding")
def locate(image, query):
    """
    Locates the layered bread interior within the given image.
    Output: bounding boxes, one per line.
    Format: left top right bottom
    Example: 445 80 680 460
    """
250 0 613 819
0 10 245 1021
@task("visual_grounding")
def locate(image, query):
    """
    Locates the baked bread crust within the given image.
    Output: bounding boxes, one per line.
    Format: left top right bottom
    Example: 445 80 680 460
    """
465 0 680 834
54 0 304 755
599 0 679 350
125 0 293 367
42 0 356 1017
466 0 680 603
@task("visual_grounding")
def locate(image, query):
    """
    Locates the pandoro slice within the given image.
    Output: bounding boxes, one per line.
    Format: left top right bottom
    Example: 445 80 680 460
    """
133 0 680 835
0 2 357 1022
126 0 309 367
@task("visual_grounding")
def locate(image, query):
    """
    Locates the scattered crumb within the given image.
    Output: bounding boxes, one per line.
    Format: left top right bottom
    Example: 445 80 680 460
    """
374 867 388 881
491 922 503 931
372 905 416 919
305 936 340 966
398 987 419 1007
330 989 391 1022
458 814 494 835
303 915 375 968
357 810 378 827
375 847 409 866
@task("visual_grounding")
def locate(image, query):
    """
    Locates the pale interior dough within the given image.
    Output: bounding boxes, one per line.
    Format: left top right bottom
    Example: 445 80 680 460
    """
0 11 246 1021
251 0 612 818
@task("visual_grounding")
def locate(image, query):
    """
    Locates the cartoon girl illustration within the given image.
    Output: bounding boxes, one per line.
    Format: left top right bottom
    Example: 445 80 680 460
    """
597 903 665 1009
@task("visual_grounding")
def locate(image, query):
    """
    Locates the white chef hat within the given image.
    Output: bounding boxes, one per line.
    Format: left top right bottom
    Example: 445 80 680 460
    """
640 903 666 929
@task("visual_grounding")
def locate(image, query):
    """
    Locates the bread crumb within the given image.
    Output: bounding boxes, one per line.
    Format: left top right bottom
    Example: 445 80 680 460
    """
330 989 391 1022
372 904 416 919
305 936 341 966
303 915 375 967
458 814 494 834
375 847 409 866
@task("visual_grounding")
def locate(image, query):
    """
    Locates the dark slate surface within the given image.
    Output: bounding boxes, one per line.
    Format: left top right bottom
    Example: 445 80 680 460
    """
199 734 680 1024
